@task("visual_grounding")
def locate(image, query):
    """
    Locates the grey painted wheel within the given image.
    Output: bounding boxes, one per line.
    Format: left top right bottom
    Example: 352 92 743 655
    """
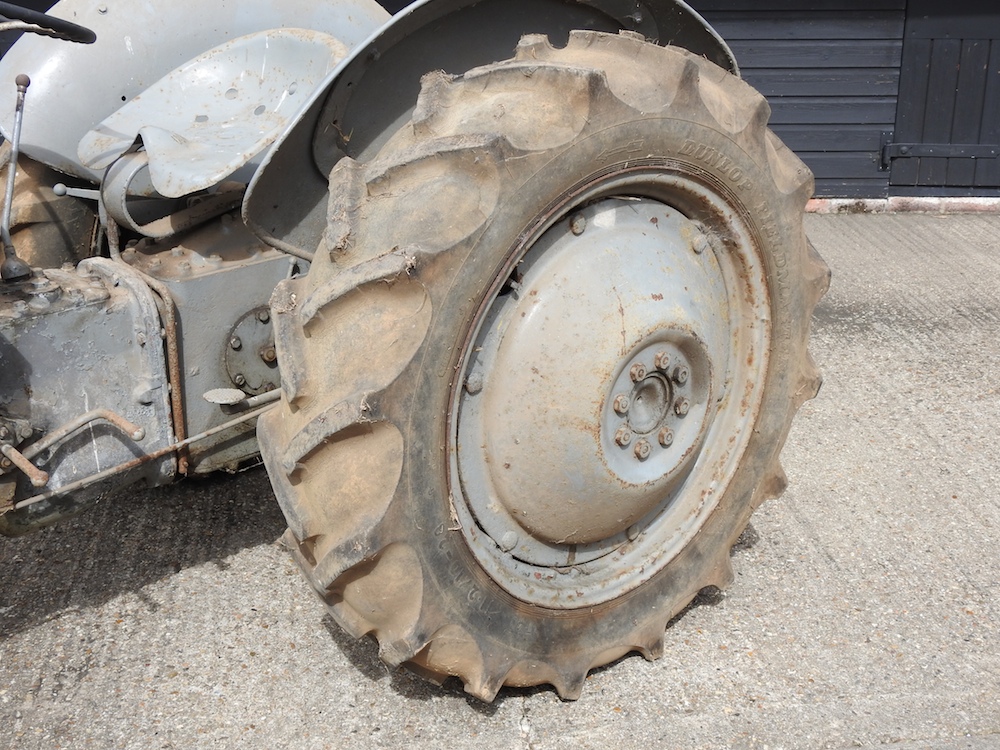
258 31 830 701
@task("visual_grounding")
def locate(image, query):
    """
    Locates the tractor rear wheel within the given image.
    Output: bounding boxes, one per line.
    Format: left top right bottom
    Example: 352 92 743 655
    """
257 30 830 701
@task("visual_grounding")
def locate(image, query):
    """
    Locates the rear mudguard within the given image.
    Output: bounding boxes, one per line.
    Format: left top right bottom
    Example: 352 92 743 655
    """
243 0 737 255
0 0 390 183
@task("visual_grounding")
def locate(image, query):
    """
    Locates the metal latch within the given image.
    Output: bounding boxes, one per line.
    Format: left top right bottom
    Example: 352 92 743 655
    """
880 131 1000 170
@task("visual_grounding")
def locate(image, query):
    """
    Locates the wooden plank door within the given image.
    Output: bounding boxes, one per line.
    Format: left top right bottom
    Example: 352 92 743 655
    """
888 0 1000 193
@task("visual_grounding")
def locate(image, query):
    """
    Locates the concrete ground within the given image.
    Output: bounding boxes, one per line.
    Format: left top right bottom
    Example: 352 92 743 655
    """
1 212 998 749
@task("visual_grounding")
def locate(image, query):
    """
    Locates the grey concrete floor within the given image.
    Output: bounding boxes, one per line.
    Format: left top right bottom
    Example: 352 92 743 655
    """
1 213 999 749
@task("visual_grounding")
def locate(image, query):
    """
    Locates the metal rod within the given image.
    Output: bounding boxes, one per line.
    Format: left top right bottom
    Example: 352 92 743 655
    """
1 444 48 487
20 409 145 462
11 403 275 510
1 73 31 281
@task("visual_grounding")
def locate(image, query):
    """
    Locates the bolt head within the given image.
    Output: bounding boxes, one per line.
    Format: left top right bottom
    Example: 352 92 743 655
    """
257 310 271 324
464 373 484 395
674 397 690 417
499 531 518 552
629 363 647 383
260 346 277 363
654 351 671 371
233 374 247 387
570 214 587 236
0 426 8 439
692 233 710 255
613 394 630 415
634 439 651 460
614 426 633 447
230 336 242 351
672 365 690 386
658 427 674 447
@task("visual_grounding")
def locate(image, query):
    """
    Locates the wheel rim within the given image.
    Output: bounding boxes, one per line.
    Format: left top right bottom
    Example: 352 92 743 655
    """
450 170 770 608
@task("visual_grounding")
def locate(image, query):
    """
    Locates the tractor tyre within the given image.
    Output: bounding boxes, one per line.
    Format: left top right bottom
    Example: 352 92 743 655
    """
257 30 830 701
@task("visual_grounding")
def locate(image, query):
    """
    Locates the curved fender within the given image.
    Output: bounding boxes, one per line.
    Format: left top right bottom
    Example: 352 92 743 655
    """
0 0 390 182
244 0 737 256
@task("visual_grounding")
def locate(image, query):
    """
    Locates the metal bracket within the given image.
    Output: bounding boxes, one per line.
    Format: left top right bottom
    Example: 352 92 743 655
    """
881 133 1000 170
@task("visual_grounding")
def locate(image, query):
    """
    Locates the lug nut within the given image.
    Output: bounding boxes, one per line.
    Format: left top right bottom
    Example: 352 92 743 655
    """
257 309 271 324
613 394 630 415
260 346 277 363
464 373 484 395
634 439 651 460
570 214 587 236
692 233 710 255
233 374 247 387
630 363 647 382
614 426 633 447
230 336 242 351
674 397 690 417
672 365 690 386
0 426 8 439
658 427 674 447
654 351 671 371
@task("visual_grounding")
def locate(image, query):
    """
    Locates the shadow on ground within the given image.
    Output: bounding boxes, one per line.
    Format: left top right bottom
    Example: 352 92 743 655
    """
0 466 285 639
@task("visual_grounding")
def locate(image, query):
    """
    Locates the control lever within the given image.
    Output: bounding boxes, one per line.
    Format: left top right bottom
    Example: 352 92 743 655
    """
1 74 32 281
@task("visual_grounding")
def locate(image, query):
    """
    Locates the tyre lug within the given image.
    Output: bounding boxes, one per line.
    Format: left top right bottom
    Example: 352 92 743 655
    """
658 427 674 447
671 365 689 386
570 214 587 236
629 363 647 382
653 351 670 371
674 397 690 417
613 394 630 415
614 426 633 447
633 439 651 460
230 336 242 351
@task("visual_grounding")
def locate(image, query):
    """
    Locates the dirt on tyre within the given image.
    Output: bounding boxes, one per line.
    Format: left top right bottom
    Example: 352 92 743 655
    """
257 30 831 701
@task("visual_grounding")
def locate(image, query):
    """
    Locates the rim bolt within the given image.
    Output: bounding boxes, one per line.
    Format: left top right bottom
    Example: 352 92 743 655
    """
627 524 641 541
570 214 587 236
465 372 484 395
613 394 630 415
674 397 690 417
260 345 277 364
634 439 651 460
629 363 647 383
257 309 270 324
230 336 242 351
693 233 711 255
654 351 671 371
614 426 633 447
233 374 247 387
672 365 690 386
658 427 674 447
499 531 518 552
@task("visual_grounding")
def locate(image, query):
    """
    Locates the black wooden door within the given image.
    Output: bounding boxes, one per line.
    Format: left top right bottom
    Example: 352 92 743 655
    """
887 0 1000 193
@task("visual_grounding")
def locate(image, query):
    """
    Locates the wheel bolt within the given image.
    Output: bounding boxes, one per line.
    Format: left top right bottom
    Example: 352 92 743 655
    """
614 426 633 447
634 439 651 460
230 336 242 351
693 233 710 255
654 351 670 371
630 363 647 382
570 214 587 236
464 373 484 395
658 427 674 447
672 365 690 386
260 345 277 363
613 394 630 415
499 531 518 552
257 309 270 324
233 374 247 387
674 397 690 417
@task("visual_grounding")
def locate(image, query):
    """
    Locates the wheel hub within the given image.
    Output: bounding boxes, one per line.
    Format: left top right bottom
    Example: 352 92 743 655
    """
451 186 767 607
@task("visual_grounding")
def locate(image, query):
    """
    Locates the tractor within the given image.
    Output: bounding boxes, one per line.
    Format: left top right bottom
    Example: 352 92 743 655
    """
0 0 829 700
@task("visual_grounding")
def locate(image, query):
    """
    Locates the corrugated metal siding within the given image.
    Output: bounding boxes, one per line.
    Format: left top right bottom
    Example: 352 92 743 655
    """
693 1 905 198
